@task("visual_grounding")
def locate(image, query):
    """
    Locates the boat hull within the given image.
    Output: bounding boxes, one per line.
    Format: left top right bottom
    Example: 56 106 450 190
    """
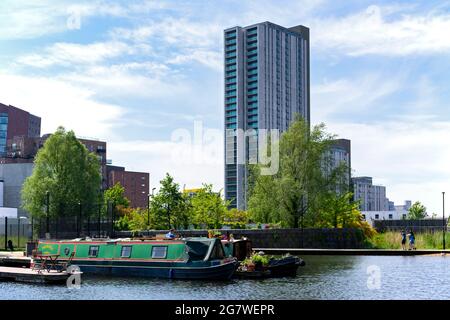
267 257 304 277
68 259 238 280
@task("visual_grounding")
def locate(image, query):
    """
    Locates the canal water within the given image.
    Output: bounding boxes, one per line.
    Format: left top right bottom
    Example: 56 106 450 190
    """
1 255 450 300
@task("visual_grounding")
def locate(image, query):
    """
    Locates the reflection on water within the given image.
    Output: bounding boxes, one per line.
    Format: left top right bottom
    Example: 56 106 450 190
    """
1 255 450 300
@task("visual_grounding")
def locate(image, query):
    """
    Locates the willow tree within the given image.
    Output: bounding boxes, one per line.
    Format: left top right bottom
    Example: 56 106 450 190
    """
22 127 102 219
248 115 349 228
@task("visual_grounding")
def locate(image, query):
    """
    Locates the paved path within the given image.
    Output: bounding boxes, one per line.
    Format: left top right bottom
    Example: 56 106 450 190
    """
0 251 25 258
253 248 450 256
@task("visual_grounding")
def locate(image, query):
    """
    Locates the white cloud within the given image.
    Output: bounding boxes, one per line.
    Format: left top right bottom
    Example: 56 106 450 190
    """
312 5 450 56
325 119 450 216
312 73 404 121
58 63 190 100
0 73 124 139
16 41 134 67
108 136 224 192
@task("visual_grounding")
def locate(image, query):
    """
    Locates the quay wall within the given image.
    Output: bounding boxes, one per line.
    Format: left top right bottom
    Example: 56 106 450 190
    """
113 228 367 249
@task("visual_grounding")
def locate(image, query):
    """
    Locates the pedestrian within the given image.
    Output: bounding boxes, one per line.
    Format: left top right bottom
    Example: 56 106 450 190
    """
7 240 14 251
165 229 176 239
400 229 407 250
408 229 416 250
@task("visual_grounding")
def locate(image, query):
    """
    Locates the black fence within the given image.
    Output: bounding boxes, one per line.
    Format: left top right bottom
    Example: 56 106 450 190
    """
1 217 32 250
36 216 116 239
373 219 449 233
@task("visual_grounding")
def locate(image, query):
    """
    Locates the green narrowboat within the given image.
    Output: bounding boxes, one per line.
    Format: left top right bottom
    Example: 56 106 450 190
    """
35 237 238 280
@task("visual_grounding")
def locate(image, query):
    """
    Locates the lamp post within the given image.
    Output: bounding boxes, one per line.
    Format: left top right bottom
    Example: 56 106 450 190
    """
18 217 27 249
45 191 50 234
147 188 156 229
78 201 82 238
443 192 446 251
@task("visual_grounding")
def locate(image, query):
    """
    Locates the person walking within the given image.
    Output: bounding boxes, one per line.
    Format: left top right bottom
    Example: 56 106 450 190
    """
408 229 416 250
7 240 14 251
400 230 407 250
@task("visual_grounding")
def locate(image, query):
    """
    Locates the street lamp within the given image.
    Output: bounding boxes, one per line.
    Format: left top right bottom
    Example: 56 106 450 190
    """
18 217 27 249
78 201 82 238
45 191 50 235
443 192 446 251
147 188 156 229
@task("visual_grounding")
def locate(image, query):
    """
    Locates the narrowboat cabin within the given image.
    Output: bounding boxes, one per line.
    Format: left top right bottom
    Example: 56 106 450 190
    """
35 237 237 280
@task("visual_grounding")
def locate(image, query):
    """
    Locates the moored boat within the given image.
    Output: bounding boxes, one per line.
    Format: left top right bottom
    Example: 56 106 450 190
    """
35 237 238 280
222 238 305 278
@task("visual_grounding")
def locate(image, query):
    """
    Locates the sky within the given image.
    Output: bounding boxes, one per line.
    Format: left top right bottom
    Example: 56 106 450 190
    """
1 0 450 215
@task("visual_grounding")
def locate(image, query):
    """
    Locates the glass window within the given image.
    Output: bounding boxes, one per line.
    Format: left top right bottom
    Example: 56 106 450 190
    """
88 246 100 257
151 246 168 259
120 246 132 258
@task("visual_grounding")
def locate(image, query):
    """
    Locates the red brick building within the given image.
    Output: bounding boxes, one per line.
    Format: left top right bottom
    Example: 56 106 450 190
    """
1 101 150 209
0 103 41 158
107 166 150 209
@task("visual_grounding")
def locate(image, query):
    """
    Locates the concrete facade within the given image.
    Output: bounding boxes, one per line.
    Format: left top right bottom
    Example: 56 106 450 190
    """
328 139 351 191
224 22 310 209
0 163 34 218
352 176 388 211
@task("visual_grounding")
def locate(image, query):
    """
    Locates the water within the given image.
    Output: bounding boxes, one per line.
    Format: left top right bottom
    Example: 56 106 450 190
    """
1 255 450 300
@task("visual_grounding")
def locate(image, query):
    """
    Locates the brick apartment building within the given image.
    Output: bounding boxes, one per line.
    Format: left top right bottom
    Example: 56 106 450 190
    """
0 102 150 211
107 166 150 209
0 103 41 159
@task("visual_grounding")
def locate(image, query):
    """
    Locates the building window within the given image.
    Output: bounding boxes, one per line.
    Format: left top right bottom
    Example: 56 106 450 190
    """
121 246 132 258
375 214 379 219
88 246 100 257
151 246 168 259
389 214 393 220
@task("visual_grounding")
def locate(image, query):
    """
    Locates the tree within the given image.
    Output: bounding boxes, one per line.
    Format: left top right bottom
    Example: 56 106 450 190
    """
22 127 102 219
317 192 361 228
104 182 130 208
190 184 229 229
408 201 427 220
247 165 281 224
224 208 251 229
149 173 190 230
248 115 349 228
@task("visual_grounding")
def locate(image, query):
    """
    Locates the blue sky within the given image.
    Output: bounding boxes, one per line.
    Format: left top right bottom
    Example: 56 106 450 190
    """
1 0 450 215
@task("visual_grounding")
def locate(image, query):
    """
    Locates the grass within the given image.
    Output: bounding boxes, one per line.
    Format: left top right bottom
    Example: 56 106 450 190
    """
0 236 29 251
366 231 450 250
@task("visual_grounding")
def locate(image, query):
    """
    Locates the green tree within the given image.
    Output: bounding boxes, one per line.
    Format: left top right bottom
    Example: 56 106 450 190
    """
247 165 281 224
149 173 190 230
317 192 361 228
22 127 102 219
248 115 348 228
408 201 427 220
104 182 130 208
224 208 251 229
190 184 229 229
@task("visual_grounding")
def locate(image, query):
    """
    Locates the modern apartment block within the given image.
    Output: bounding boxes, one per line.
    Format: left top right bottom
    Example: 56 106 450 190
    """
352 177 388 211
224 22 310 209
107 167 150 209
0 103 41 158
328 139 351 190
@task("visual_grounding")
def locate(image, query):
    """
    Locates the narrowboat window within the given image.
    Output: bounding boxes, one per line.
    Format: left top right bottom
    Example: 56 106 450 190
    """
121 246 132 258
151 246 168 259
88 246 99 257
